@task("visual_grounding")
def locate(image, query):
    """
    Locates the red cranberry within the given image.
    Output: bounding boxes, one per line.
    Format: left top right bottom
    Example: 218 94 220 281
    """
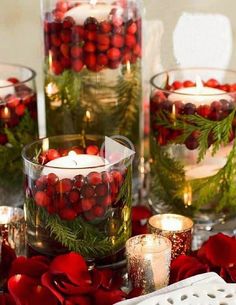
73 25 85 41
100 195 112 207
84 30 97 42
60 29 72 43
161 100 173 112
47 205 57 215
83 211 95 221
51 60 64 75
50 34 61 47
71 46 83 58
47 173 59 186
86 145 99 155
107 48 121 61
100 21 112 33
74 175 85 189
62 16 75 29
81 185 95 198
59 208 77 221
183 80 195 87
97 43 110 52
35 176 47 190
56 1 69 13
87 172 102 186
125 34 136 48
84 17 98 31
47 149 60 161
172 81 183 90
97 54 108 66
56 178 73 193
173 101 184 115
72 59 84 72
55 196 68 210
127 21 137 34
71 146 84 154
122 49 132 64
92 205 105 218
60 43 70 58
111 34 124 48
111 170 123 187
61 57 71 69
69 190 80 204
84 54 96 69
6 95 20 108
96 33 110 45
83 42 96 53
205 78 219 88
220 99 234 113
95 184 108 196
108 60 120 69
46 185 55 197
34 191 50 207
72 202 83 215
102 172 113 183
184 103 196 115
110 182 119 195
81 198 96 211
185 131 200 150
0 133 8 145
229 83 236 92
7 77 19 84
133 44 142 57
197 105 211 118
15 104 25 116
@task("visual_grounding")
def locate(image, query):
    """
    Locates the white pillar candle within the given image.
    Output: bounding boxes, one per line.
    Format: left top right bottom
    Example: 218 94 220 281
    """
64 2 115 25
0 80 14 98
126 234 172 293
168 77 231 105
43 151 108 179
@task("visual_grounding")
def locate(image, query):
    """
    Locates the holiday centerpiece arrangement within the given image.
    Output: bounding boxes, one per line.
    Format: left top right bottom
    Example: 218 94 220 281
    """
150 68 236 227
22 135 132 266
42 0 142 167
0 64 38 206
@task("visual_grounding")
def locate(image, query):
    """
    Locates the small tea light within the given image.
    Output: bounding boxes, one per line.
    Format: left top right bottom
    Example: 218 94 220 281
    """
126 234 172 294
148 214 194 259
0 206 26 256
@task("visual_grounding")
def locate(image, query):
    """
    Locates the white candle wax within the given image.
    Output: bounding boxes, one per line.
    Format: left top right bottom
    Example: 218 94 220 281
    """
42 152 108 179
64 3 115 25
0 80 14 98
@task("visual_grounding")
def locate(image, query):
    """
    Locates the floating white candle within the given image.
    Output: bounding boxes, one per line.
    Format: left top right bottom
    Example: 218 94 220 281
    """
42 151 108 179
168 77 231 105
64 1 115 25
0 80 14 98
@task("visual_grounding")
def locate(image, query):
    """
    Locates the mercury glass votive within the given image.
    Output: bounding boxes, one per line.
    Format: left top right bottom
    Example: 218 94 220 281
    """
126 234 171 294
0 206 26 256
148 214 194 259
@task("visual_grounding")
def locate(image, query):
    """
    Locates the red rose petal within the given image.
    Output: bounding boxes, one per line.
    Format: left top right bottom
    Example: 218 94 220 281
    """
8 274 38 302
0 240 16 279
226 266 236 282
10 256 49 278
41 272 65 303
127 287 143 299
49 252 91 286
93 288 126 305
65 295 92 305
57 279 93 295
197 233 236 268
30 285 58 305
0 293 16 305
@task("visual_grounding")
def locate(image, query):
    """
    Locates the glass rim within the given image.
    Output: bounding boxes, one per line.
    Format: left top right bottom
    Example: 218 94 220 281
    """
0 62 36 88
22 134 126 171
148 213 194 233
150 67 236 96
126 234 172 254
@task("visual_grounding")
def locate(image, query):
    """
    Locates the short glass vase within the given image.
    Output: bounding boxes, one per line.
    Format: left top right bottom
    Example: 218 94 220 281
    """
0 63 38 206
22 134 132 266
150 68 236 229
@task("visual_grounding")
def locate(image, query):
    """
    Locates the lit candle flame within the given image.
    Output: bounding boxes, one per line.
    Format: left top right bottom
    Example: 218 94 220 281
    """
86 110 91 121
46 82 58 97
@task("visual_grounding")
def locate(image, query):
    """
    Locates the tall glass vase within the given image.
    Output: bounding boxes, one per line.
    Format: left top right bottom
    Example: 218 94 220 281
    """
41 0 142 190
0 64 38 207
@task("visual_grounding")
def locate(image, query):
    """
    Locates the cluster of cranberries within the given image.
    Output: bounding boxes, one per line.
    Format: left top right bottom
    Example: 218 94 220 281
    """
44 1 142 74
29 145 126 222
150 79 236 150
0 77 37 145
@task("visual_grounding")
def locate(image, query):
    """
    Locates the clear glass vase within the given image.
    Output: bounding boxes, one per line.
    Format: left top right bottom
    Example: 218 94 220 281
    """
0 64 38 207
22 134 132 266
41 0 142 188
150 68 236 228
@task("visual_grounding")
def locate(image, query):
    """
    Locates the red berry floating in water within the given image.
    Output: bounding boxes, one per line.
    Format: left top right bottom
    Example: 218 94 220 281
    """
15 104 25 116
72 59 84 72
92 205 105 218
183 80 195 87
47 173 59 186
100 195 112 207
62 16 75 29
47 149 60 161
111 34 124 48
71 46 83 58
84 17 98 31
35 175 47 190
172 81 183 90
6 95 20 108
59 208 77 221
81 185 95 198
7 77 19 84
86 145 99 155
107 48 121 61
87 172 102 186
95 184 108 196
127 21 137 35
69 190 80 204
197 105 211 118
205 78 219 88
51 60 64 75
184 103 196 115
111 170 123 187
81 198 96 211
102 172 113 184
125 34 136 48
35 191 50 207
97 54 108 66
56 178 73 193
99 21 112 33
74 175 85 189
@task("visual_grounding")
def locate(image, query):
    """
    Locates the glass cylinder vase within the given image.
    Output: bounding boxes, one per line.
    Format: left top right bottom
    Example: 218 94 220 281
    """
22 134 132 266
41 0 142 185
150 68 236 228
0 64 38 207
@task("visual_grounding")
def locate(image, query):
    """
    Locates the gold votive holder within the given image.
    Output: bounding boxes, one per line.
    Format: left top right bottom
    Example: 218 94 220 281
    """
126 234 172 294
0 206 26 256
148 214 194 259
